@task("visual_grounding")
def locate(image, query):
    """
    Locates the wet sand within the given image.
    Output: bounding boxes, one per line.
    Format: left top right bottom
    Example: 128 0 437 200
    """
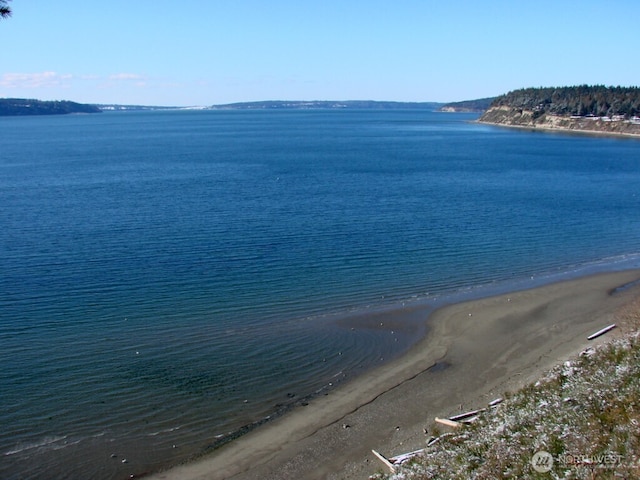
149 269 640 480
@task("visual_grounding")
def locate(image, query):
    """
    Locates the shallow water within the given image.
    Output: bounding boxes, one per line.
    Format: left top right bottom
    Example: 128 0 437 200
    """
1 110 640 479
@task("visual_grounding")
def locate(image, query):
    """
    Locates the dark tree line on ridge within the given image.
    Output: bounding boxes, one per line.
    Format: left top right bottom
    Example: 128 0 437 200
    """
491 85 640 118
0 98 101 116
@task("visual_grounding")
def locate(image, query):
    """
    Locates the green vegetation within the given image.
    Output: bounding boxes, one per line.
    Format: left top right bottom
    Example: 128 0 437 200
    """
439 97 495 113
0 98 101 116
373 298 640 479
491 85 640 119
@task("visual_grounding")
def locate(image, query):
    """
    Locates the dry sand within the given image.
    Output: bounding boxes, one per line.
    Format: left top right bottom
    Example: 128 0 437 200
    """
149 269 640 480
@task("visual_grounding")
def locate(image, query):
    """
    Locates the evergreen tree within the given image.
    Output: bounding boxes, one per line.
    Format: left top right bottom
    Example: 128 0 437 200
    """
0 0 11 19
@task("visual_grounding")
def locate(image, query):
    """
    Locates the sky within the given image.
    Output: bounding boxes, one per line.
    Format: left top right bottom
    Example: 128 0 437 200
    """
1 1 639 106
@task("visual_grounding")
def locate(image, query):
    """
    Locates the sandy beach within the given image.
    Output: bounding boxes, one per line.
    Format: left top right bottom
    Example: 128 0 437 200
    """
149 269 640 480
477 117 640 139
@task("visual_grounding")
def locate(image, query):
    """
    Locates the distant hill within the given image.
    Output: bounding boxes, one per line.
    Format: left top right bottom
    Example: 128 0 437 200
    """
95 104 191 111
439 97 496 113
0 98 101 116
210 100 444 110
479 86 640 136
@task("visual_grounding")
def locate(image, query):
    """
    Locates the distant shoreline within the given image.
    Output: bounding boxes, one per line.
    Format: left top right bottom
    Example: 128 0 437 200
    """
477 118 640 139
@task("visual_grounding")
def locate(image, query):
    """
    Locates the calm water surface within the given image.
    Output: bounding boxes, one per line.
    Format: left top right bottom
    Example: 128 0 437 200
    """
1 110 640 479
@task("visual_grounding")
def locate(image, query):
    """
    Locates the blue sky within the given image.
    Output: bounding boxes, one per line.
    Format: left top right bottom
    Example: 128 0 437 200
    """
1 1 639 106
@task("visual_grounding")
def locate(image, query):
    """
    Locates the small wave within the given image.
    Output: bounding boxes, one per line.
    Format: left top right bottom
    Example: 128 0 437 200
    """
147 426 182 437
4 435 68 456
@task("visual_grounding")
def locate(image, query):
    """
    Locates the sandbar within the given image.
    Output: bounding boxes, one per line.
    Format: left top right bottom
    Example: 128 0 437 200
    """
149 269 640 480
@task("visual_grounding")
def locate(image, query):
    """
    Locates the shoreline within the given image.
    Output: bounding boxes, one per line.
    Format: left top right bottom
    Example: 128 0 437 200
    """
148 269 640 480
477 119 640 139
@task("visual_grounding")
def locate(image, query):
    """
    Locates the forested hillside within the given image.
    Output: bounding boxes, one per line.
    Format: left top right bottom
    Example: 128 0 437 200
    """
479 86 640 136
439 97 495 113
490 85 640 118
0 98 101 116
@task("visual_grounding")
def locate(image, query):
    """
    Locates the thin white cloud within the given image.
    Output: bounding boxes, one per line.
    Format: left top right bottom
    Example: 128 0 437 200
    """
0 71 173 103
0 71 73 88
109 73 145 81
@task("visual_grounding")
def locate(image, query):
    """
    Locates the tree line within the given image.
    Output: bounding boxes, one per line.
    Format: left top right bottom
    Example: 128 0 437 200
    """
491 85 640 118
0 98 101 116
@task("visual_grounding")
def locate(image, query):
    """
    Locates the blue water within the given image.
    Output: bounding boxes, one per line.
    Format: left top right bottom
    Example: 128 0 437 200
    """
1 110 640 479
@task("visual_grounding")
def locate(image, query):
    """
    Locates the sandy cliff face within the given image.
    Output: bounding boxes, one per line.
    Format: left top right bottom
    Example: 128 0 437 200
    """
479 106 640 136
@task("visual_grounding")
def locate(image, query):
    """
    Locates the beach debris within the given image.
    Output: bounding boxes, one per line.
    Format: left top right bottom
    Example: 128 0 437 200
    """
435 417 462 428
390 448 425 465
373 398 506 473
121 458 128 464
449 408 485 422
426 432 454 447
460 416 479 424
587 323 616 340
372 447 427 472
372 449 396 473
342 423 350 429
